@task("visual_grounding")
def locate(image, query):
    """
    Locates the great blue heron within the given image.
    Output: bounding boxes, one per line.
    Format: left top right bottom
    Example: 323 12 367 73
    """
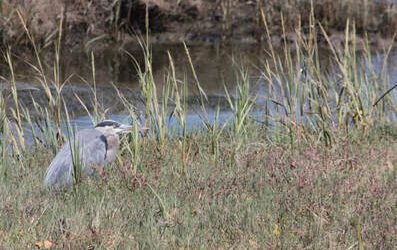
44 120 132 190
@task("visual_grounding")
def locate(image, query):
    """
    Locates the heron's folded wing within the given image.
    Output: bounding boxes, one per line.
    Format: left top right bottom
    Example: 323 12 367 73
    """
79 130 108 169
44 143 74 189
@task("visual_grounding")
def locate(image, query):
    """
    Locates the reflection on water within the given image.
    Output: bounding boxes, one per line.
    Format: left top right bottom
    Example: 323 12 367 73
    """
1 43 397 140
1 44 333 93
5 43 397 91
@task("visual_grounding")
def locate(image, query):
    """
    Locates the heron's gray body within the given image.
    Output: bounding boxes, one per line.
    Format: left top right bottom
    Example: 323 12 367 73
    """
44 120 131 190
44 129 110 189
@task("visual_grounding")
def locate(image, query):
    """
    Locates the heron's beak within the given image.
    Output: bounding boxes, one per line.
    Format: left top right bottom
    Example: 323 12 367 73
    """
118 124 133 134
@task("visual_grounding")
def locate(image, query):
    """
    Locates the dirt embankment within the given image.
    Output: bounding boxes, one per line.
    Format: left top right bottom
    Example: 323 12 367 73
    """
1 0 397 49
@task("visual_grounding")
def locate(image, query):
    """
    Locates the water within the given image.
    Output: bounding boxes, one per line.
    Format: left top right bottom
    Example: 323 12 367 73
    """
1 43 397 143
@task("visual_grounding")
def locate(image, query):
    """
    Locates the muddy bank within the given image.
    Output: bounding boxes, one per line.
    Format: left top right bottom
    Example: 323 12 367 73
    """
1 0 397 49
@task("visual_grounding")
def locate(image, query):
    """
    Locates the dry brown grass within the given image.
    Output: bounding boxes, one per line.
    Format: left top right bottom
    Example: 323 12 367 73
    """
0 125 396 248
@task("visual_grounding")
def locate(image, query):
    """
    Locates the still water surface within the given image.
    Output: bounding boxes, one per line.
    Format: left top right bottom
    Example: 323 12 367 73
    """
1 43 397 135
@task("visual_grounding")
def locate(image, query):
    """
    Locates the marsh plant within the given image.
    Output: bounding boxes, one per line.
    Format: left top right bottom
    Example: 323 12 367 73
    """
224 68 256 150
259 7 397 146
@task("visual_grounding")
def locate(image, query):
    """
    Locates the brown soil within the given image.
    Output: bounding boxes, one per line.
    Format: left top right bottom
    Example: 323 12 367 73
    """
1 0 397 49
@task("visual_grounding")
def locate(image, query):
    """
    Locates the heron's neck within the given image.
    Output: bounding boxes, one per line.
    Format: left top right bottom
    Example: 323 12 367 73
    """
95 127 120 163
104 133 120 162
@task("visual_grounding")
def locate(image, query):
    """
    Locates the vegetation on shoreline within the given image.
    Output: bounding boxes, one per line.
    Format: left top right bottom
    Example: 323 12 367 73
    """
1 0 397 48
0 5 396 249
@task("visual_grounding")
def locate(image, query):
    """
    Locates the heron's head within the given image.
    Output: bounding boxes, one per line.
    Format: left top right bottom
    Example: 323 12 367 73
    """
95 120 132 135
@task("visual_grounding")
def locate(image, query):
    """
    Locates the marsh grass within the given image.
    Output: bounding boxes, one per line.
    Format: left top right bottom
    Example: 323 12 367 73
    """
0 7 396 248
0 124 396 248
258 7 397 147
224 68 256 150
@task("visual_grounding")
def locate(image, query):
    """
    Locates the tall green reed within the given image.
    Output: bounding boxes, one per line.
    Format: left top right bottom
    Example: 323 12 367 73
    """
0 82 11 158
167 52 190 168
204 106 226 163
259 3 396 146
3 50 25 155
113 84 143 174
124 39 172 154
16 9 66 150
224 68 256 150
63 102 82 187
74 52 107 125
